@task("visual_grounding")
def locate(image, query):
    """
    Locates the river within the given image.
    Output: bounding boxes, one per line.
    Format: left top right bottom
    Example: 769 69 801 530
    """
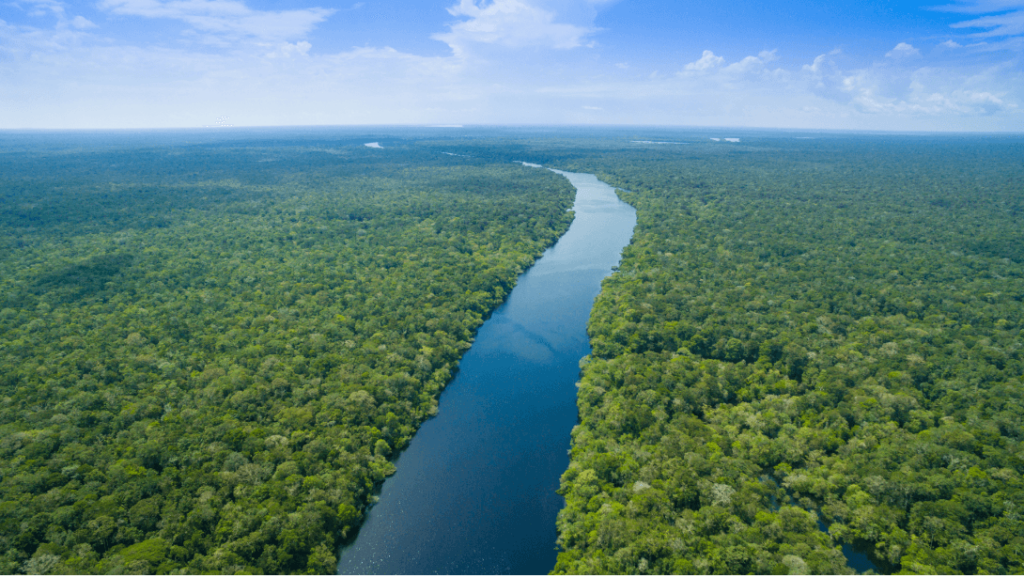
336 168 636 575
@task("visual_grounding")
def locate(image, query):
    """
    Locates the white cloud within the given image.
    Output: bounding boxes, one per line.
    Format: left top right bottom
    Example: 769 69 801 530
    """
934 0 1024 40
952 10 1024 36
15 0 96 31
801 45 1019 117
0 34 474 128
431 0 616 55
263 40 311 58
0 9 93 55
940 39 963 47
724 49 779 74
71 15 97 29
886 42 921 58
803 48 841 75
22 0 65 18
98 0 335 42
676 49 786 86
0 0 1020 132
683 50 723 71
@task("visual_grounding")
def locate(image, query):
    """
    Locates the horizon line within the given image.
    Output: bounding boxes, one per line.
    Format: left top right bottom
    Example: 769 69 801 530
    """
1 123 1022 136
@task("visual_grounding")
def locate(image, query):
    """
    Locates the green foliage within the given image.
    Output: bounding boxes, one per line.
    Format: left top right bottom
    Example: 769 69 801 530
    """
0 137 575 574
5 131 1022 575
553 136 1024 574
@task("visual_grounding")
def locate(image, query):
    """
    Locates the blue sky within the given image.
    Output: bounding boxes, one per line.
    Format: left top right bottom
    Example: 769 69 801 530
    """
1 0 1022 130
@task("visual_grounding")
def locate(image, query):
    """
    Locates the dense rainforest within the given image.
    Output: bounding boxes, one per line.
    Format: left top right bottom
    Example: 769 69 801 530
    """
549 135 1024 574
3 129 1022 575
0 132 576 574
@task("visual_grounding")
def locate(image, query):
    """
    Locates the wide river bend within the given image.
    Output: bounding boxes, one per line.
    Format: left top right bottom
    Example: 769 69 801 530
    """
337 168 636 574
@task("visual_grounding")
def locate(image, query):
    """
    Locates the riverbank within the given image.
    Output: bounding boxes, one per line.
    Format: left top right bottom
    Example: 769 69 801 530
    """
337 168 636 574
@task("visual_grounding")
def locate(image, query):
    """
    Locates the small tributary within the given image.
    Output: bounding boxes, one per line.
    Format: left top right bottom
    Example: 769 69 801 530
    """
336 168 636 574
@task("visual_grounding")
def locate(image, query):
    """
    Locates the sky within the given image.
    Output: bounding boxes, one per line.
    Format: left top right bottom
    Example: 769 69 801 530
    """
1 0 1023 131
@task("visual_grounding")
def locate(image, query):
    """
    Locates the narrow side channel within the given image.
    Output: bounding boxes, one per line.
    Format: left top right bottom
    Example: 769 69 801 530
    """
337 169 636 575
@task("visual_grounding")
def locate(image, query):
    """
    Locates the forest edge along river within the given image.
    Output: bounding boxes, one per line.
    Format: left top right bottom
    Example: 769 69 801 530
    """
336 167 637 574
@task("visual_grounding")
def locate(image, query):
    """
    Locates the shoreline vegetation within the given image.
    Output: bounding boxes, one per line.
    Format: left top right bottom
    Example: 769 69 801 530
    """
551 135 1024 574
336 168 635 575
0 135 575 574
0 128 1022 575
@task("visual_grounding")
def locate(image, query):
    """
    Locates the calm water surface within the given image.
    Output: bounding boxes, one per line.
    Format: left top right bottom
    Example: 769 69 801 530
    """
336 169 636 574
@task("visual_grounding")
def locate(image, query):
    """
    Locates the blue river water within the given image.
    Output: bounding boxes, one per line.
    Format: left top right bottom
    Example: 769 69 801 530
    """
336 169 636 575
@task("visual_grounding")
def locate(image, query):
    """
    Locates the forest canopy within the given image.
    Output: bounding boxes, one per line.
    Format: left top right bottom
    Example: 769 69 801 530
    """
2 129 1022 575
547 134 1024 574
0 133 575 574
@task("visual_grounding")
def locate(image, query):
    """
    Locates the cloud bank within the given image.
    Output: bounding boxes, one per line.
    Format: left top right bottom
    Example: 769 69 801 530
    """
98 0 335 43
432 0 606 54
937 0 1024 37
0 0 1020 130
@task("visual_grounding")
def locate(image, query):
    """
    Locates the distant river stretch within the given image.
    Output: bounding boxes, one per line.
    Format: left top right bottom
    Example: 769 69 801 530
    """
336 168 636 575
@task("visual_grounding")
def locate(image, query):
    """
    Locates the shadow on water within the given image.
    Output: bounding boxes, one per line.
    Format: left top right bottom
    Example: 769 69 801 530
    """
814 515 881 574
843 541 882 574
336 167 636 575
764 475 880 574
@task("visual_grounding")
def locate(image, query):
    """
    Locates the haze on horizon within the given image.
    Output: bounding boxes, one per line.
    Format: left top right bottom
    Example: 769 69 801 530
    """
1 0 1022 132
